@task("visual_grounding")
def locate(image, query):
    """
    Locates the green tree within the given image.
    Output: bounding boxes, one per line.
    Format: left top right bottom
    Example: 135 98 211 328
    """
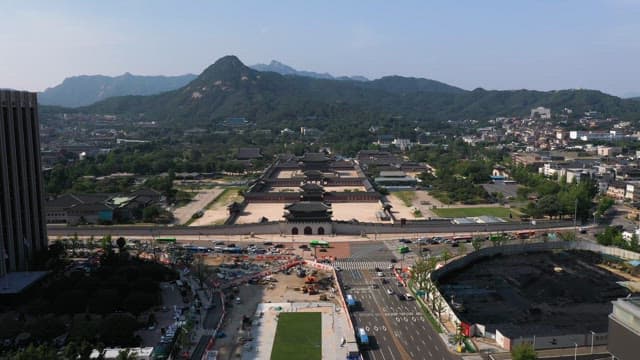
472 237 483 251
511 343 537 360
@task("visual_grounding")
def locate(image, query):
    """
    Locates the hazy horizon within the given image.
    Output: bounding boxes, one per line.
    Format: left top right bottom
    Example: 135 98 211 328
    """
2 0 639 97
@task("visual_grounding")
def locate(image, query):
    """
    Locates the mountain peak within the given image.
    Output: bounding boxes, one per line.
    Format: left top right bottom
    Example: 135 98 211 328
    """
191 55 256 86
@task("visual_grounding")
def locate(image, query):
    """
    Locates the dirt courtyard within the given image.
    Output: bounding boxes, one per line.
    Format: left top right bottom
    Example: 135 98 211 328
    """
214 268 348 359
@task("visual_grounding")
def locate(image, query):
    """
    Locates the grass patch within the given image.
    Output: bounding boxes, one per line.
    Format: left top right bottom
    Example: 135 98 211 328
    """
271 312 321 360
432 206 516 219
393 191 416 207
412 209 423 218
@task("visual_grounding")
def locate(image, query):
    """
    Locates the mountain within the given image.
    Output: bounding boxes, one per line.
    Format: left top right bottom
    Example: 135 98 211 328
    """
251 60 369 82
39 72 197 107
68 55 640 128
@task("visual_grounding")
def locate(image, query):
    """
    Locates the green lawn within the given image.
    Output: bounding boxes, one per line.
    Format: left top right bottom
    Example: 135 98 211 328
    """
393 191 416 207
271 312 322 360
432 206 517 219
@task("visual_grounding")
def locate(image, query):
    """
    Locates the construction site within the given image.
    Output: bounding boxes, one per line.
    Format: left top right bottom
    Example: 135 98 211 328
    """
437 249 635 350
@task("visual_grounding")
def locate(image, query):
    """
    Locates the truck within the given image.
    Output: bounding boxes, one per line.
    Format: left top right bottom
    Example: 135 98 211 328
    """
357 328 369 348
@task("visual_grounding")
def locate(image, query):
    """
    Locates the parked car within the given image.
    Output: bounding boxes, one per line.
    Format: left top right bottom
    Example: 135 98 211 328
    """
386 288 394 295
377 272 384 277
263 241 273 246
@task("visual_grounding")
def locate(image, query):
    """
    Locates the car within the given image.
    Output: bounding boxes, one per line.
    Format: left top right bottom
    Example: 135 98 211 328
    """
214 241 225 245
374 267 381 272
376 272 384 277
396 293 405 301
372 284 379 289
381 278 388 284
334 266 342 272
299 244 308 249
319 248 327 252
417 237 429 244
405 293 414 301
274 244 284 248
390 258 397 263
386 288 394 295
451 241 460 247
263 241 273 246
399 238 412 244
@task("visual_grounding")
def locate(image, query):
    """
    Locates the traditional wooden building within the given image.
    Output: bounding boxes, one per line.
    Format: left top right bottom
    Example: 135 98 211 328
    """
283 201 332 235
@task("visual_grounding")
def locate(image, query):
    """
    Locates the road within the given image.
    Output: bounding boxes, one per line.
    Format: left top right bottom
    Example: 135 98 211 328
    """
339 267 458 360
46 220 576 239
336 241 459 360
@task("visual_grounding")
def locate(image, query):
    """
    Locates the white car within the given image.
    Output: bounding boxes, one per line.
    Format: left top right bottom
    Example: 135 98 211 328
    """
387 264 394 270
377 271 384 277
386 288 394 295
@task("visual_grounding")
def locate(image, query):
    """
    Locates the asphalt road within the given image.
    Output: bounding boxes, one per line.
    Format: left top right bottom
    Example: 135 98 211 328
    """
46 220 575 238
339 268 458 360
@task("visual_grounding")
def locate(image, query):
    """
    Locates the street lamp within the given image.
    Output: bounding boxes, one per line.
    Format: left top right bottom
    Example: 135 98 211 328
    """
590 331 595 354
574 342 578 360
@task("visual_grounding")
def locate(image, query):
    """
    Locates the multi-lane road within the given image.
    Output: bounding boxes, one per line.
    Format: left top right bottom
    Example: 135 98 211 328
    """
46 219 576 239
339 268 458 360
336 242 459 360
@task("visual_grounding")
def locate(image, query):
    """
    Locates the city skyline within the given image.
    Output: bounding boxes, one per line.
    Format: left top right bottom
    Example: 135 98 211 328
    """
1 0 639 97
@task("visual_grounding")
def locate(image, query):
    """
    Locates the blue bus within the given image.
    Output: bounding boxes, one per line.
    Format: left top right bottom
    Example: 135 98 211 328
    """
346 294 356 308
357 328 369 348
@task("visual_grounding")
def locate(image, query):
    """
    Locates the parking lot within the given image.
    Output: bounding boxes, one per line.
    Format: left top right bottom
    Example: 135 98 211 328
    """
338 268 458 360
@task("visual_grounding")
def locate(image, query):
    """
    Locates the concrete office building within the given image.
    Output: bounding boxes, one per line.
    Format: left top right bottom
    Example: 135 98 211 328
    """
0 90 47 276
609 297 640 360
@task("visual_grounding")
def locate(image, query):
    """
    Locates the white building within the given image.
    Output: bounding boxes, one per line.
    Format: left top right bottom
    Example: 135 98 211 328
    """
531 106 551 119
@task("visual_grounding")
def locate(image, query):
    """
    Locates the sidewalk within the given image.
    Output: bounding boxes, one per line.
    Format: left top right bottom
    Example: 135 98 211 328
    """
488 345 610 359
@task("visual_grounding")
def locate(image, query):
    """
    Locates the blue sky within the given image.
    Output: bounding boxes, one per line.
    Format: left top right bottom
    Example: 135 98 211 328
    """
1 0 639 96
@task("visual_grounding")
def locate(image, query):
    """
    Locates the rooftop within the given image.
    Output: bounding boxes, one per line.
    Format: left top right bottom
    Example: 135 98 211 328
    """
0 271 49 295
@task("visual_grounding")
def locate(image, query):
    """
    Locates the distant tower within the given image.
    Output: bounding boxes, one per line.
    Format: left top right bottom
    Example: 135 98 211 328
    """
0 90 48 275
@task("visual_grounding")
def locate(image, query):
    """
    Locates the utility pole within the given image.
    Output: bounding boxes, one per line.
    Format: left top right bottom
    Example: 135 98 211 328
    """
574 198 578 236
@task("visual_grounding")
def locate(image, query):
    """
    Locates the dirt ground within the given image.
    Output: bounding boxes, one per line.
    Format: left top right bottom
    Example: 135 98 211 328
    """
386 194 424 219
214 269 341 359
190 189 242 226
235 203 285 224
331 202 386 222
172 188 224 225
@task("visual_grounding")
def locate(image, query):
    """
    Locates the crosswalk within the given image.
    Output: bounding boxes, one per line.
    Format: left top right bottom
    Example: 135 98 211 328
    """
334 259 392 270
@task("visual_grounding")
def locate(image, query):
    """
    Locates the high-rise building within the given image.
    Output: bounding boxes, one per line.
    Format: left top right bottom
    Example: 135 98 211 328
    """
0 90 47 276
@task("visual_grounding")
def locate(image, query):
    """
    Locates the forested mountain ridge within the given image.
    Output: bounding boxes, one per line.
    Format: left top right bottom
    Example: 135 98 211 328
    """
54 55 640 127
39 72 197 107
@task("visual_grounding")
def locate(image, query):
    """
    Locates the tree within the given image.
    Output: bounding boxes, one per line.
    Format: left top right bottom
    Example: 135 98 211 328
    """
511 343 537 360
629 234 640 252
441 249 451 263
116 237 126 251
472 237 483 251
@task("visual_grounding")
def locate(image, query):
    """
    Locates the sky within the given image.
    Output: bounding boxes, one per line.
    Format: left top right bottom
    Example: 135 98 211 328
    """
1 0 639 97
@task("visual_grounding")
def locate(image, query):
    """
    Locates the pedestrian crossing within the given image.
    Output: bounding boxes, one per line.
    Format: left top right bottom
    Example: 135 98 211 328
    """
334 259 392 270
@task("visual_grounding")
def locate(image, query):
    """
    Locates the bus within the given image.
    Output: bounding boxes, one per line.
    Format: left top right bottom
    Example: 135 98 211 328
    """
398 245 410 254
515 230 535 239
357 328 369 348
156 237 177 244
310 239 330 248
452 235 473 243
346 294 357 308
